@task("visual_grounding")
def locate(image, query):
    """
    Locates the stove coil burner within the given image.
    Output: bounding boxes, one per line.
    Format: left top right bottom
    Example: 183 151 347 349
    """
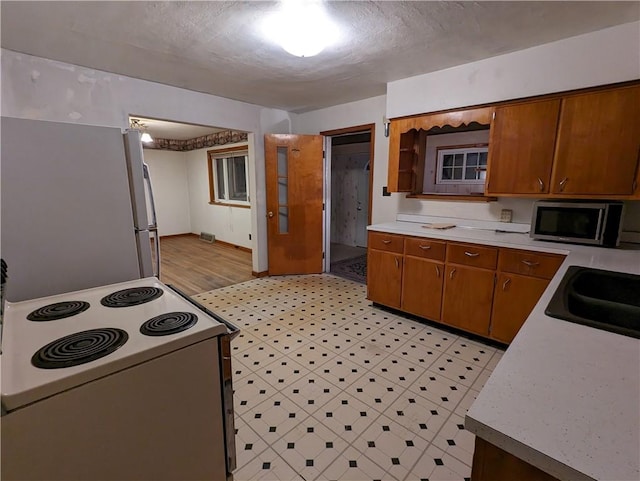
27 301 91 322
140 312 198 336
100 287 163 308
31 328 129 369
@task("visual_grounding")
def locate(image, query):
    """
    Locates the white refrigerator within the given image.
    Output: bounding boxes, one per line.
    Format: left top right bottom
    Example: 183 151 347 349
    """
1 117 159 302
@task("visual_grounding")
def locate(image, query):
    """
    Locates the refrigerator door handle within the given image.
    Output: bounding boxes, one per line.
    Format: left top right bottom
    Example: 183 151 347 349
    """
142 163 161 278
143 163 158 229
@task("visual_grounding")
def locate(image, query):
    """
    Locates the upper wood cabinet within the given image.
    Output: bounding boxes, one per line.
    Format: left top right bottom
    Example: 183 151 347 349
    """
485 99 560 195
387 107 493 193
550 85 640 196
391 82 640 199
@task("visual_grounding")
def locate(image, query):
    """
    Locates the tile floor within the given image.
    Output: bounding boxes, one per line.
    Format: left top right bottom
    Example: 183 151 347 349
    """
194 274 504 481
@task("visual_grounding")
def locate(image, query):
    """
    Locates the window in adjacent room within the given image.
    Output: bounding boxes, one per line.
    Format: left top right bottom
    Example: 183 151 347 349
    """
207 148 250 206
436 146 488 184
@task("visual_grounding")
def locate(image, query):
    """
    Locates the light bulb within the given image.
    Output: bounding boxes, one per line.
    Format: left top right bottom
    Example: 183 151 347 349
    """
263 1 340 58
140 132 153 143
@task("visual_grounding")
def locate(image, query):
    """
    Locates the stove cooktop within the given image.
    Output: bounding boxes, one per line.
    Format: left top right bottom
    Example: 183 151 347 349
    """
1 277 228 412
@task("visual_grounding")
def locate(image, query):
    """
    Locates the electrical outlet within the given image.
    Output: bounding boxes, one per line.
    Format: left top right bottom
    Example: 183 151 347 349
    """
500 209 513 223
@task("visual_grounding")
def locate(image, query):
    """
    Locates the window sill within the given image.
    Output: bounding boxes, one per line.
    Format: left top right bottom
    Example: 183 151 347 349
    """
405 193 498 202
209 201 251 209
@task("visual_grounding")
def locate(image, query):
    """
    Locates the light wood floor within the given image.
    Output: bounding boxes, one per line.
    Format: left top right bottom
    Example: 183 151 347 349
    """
157 235 254 296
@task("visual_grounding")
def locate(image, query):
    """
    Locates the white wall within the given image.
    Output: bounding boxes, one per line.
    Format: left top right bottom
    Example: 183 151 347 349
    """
387 22 640 118
186 144 252 250
1 49 294 272
142 149 191 236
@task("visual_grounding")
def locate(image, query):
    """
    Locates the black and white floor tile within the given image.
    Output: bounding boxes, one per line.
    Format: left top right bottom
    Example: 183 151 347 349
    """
194 274 504 481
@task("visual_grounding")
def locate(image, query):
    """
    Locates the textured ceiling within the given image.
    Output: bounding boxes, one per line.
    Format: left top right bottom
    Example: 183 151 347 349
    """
1 1 638 113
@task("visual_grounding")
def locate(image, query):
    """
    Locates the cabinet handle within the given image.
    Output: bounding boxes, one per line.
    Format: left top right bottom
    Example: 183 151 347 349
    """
521 260 539 267
449 268 456 279
395 257 400 269
464 251 480 257
559 177 569 192
382 240 392 245
537 177 544 192
435 265 440 278
419 245 431 250
502 278 511 290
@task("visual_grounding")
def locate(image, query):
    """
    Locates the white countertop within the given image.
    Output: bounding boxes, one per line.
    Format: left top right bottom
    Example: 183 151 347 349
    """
368 219 640 481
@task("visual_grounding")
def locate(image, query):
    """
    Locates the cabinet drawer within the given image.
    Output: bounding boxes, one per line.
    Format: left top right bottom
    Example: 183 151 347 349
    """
404 237 446 261
447 242 498 269
499 249 565 279
368 232 404 253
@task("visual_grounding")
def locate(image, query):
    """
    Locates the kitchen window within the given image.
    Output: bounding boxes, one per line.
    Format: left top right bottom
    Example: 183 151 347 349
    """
436 146 488 184
208 148 250 207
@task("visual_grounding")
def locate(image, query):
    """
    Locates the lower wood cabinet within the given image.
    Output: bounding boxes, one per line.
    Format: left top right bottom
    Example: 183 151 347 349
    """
490 273 549 343
367 249 403 309
441 265 495 336
471 437 559 481
401 256 443 321
367 231 565 345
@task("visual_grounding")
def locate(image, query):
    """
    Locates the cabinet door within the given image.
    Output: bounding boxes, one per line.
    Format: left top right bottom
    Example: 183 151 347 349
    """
486 99 560 195
401 256 444 321
441 266 494 336
367 249 403 308
491 274 548 344
551 85 640 195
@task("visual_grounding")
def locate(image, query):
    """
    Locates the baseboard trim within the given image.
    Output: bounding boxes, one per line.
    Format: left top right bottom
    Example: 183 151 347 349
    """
159 233 197 239
251 270 269 278
215 239 252 253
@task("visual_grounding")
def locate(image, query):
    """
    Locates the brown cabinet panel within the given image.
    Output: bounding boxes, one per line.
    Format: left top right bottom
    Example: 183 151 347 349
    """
486 99 560 195
471 437 560 481
368 232 404 253
441 265 494 336
447 243 498 270
367 249 403 308
401 256 444 321
404 237 446 261
551 85 640 195
498 249 564 280
490 273 549 343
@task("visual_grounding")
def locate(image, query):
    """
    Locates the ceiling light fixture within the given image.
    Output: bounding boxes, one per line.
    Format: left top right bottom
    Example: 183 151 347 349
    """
130 119 154 143
263 0 340 58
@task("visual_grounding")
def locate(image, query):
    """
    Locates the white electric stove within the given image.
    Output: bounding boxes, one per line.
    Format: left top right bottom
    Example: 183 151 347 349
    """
1 277 238 481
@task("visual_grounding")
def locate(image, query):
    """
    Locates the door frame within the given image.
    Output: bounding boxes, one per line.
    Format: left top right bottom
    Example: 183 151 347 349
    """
320 123 375 272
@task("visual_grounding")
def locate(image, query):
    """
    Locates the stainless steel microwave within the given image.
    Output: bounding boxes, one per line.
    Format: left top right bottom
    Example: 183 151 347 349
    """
530 201 624 247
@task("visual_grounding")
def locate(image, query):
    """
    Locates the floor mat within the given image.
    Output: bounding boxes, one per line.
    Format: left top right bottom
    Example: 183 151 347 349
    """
330 254 367 284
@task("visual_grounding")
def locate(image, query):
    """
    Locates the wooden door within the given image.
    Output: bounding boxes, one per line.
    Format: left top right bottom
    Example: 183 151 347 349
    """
265 134 324 275
551 85 640 195
486 99 560 195
490 274 548 344
367 249 402 308
401 256 444 321
441 265 494 336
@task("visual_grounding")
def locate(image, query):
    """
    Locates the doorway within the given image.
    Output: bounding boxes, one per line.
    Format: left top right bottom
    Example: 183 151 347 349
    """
321 125 374 283
128 115 255 294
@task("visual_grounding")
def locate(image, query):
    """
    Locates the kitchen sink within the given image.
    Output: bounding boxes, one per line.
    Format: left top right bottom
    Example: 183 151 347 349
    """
545 266 640 338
